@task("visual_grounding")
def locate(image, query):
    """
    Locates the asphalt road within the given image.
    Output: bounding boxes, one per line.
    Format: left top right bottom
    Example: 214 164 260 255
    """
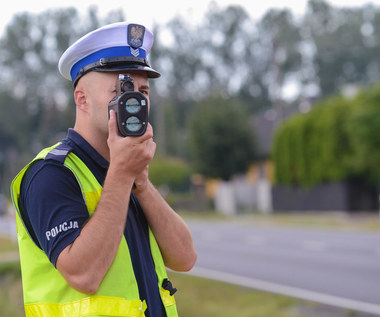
187 220 380 315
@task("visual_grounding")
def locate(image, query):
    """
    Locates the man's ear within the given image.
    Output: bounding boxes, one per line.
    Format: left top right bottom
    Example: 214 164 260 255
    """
74 88 89 112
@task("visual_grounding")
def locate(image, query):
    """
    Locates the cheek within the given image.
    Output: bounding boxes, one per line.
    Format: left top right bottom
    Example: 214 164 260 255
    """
89 96 111 123
94 94 113 111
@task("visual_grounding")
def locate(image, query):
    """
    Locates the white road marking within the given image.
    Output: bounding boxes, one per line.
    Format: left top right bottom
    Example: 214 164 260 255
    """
183 266 380 316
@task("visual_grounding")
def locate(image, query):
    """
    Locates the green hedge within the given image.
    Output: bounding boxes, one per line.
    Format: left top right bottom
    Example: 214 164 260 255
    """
273 84 380 186
348 85 380 184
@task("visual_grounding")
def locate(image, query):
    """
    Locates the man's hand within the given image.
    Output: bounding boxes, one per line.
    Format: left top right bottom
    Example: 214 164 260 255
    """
107 110 156 186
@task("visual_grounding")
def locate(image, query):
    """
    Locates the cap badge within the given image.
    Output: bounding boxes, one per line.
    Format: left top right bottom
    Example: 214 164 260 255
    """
128 24 145 49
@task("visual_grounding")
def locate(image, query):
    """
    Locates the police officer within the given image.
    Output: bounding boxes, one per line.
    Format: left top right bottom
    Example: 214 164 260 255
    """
11 22 197 317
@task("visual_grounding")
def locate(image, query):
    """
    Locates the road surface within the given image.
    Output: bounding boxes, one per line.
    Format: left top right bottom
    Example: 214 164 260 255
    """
187 220 380 315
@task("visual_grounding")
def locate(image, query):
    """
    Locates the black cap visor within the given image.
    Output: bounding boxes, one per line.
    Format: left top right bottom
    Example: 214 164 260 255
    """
73 56 160 86
93 64 160 78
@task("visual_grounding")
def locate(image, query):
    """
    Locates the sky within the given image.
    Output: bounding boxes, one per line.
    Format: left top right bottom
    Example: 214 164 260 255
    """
2 0 380 36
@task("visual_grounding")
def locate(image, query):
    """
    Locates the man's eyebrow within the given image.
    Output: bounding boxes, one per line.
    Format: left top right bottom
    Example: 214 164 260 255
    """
140 84 150 90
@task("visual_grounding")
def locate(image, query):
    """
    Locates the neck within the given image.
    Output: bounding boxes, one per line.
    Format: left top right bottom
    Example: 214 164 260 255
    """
73 124 110 162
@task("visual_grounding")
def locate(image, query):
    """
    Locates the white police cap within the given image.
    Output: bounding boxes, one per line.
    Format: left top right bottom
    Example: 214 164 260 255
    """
58 22 160 85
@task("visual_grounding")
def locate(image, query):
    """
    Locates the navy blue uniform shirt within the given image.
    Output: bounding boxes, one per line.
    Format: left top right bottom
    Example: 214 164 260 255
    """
19 129 165 317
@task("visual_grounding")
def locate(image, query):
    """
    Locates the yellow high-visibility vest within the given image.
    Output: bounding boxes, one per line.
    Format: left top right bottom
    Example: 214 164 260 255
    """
11 142 178 317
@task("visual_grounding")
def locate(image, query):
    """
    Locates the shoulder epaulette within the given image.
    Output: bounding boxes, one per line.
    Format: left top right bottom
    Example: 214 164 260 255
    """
45 143 73 164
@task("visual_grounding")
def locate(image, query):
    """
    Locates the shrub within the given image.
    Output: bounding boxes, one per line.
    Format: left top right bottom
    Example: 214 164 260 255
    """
149 156 191 192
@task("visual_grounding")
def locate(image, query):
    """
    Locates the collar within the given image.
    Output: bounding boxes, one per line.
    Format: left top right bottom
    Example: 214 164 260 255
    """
66 129 109 170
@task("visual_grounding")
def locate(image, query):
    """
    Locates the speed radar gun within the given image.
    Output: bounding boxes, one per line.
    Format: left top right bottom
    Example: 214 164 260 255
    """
108 74 148 137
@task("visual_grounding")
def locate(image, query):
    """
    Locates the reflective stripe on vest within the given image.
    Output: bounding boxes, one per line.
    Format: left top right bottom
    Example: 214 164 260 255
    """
11 142 178 317
25 296 147 317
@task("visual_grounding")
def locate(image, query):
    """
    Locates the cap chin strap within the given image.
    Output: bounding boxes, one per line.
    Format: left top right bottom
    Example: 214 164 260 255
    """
73 56 151 86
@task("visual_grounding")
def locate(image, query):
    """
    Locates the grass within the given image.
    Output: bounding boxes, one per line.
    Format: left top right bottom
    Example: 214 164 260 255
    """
0 238 24 317
178 210 380 232
0 262 23 317
246 211 380 231
168 271 301 317
0 236 18 253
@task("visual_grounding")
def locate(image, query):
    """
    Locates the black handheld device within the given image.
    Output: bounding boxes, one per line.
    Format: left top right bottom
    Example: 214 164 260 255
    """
108 74 148 137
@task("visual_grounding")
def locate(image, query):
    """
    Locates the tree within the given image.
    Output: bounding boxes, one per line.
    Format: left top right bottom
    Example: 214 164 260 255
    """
189 95 255 181
151 4 266 157
0 8 124 194
256 9 302 119
188 95 256 214
302 0 380 98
